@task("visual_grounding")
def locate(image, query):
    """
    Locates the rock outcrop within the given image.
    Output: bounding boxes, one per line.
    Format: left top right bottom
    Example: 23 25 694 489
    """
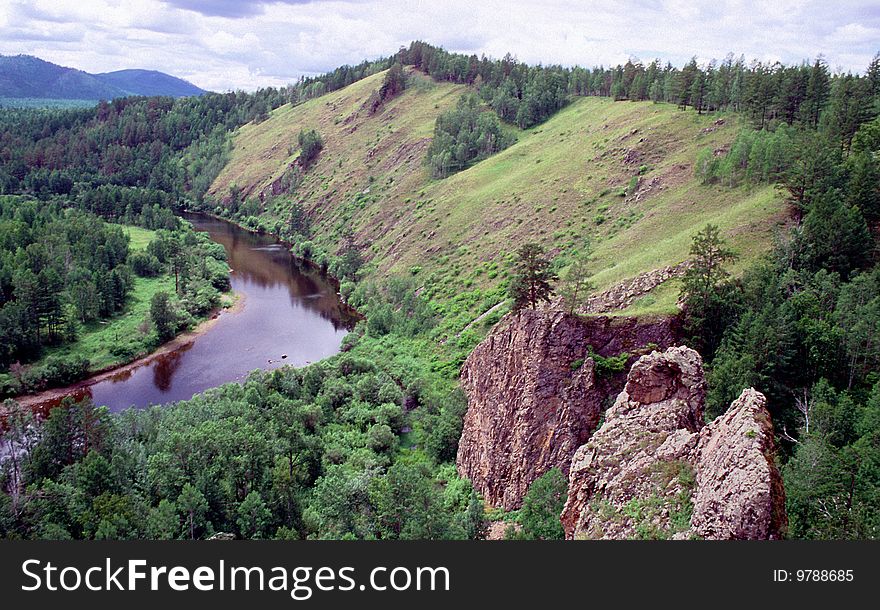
691 388 788 539
456 310 678 510
581 262 689 314
561 346 786 540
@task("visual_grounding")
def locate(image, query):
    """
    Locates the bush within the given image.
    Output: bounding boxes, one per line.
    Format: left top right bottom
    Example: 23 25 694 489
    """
129 251 161 277
516 468 568 540
298 129 324 168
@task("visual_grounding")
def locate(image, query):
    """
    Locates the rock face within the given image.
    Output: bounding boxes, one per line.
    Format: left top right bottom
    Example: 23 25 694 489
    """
581 262 689 314
561 346 787 540
456 310 678 511
691 388 788 539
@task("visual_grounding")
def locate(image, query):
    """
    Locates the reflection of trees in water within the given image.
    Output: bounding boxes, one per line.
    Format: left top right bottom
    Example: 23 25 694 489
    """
152 342 193 392
188 214 358 331
32 386 93 417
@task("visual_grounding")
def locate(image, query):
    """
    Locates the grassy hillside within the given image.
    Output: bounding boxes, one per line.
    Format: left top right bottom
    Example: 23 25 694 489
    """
209 68 787 318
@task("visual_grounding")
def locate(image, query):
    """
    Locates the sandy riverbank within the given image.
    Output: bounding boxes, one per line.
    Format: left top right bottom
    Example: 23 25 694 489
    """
9 291 246 410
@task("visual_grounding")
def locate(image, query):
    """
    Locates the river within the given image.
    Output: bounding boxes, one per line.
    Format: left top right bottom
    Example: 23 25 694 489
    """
29 214 356 412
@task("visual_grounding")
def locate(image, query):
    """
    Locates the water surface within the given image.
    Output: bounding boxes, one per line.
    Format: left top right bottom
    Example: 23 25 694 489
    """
46 214 355 412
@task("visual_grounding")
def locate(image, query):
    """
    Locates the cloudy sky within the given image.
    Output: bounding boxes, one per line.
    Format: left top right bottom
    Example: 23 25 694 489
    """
0 0 877 92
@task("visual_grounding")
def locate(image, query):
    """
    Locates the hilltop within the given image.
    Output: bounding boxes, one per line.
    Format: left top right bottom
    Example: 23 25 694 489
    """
0 54 206 103
93 69 206 98
208 67 786 317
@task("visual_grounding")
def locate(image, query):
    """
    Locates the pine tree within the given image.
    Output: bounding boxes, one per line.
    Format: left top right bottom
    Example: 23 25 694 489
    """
681 225 739 358
509 243 557 311
558 254 593 315
177 483 208 540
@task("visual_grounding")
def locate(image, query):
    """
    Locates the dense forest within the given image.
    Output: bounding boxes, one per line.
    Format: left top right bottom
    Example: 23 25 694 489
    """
0 196 230 396
0 42 878 539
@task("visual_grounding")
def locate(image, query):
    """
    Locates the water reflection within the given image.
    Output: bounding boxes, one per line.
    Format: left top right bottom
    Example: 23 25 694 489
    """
31 214 356 412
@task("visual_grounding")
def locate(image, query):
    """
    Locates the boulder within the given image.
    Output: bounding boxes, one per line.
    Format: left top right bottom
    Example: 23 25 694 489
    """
561 346 787 540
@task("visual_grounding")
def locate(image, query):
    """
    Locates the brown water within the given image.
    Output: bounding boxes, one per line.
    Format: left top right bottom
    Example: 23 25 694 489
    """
42 214 356 412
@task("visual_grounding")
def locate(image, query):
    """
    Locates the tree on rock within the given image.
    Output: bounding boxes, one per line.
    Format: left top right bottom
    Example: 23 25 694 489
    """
680 224 738 359
510 242 557 311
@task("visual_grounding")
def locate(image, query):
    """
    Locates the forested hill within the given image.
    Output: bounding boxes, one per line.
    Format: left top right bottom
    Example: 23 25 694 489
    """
1 42 879 541
92 69 206 98
0 55 206 101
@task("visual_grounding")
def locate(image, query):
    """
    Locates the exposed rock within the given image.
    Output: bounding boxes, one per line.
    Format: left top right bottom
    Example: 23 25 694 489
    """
207 532 235 541
622 148 642 164
561 346 705 539
582 262 689 314
456 310 678 511
561 347 786 540
485 520 520 540
691 388 787 539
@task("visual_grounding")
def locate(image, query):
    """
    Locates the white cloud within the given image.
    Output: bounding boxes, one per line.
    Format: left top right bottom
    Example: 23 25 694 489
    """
0 0 877 91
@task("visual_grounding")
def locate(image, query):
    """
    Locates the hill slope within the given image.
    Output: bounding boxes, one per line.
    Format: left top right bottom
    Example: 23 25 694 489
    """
0 55 206 101
209 67 786 317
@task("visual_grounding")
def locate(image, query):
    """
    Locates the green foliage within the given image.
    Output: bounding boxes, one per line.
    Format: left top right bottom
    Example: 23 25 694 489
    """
237 491 272 539
1 42 879 544
0 198 228 395
783 382 880 539
0 199 132 366
426 93 514 178
557 251 593 315
696 126 795 187
0 272 481 540
178 483 209 540
509 242 557 311
149 291 176 342
680 224 740 359
297 129 324 168
515 468 567 540
368 62 407 114
587 349 630 378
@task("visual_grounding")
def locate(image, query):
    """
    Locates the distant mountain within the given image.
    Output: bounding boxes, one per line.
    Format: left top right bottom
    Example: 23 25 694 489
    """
0 55 206 101
94 69 206 98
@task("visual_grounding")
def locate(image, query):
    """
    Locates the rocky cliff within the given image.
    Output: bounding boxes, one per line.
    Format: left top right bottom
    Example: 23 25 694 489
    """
456 310 678 510
560 346 786 540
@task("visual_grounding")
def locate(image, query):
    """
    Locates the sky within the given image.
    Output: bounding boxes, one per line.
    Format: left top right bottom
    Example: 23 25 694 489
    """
0 0 877 92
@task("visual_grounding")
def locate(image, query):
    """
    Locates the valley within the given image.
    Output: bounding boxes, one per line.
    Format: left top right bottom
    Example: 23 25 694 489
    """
0 40 877 542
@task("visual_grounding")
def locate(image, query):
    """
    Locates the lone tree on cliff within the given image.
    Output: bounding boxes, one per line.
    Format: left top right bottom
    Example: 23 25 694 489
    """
680 224 739 359
558 249 594 315
510 242 557 311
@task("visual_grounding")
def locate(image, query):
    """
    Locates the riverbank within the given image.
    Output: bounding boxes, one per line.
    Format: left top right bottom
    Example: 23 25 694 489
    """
183 209 360 318
1 218 236 402
7 211 358 413
9 291 245 410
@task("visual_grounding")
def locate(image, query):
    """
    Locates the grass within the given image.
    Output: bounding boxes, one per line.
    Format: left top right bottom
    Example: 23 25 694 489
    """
209 70 787 327
39 274 175 372
123 225 156 251
24 225 192 376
